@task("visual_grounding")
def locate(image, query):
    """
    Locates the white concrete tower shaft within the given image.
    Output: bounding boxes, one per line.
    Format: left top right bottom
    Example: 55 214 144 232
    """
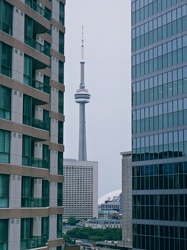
74 27 90 161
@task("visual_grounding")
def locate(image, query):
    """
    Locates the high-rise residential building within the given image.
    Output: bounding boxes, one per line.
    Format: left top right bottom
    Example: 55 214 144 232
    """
132 0 187 249
121 151 132 249
63 31 98 220
63 159 98 220
0 0 65 249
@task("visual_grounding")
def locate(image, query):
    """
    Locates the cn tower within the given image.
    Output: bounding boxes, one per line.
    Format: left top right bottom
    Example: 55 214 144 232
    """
74 27 90 161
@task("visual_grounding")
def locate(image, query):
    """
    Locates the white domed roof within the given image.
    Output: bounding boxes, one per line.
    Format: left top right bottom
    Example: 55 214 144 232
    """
98 190 122 205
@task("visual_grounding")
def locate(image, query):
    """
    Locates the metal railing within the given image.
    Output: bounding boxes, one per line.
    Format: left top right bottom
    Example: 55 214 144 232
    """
21 235 48 250
23 75 50 94
25 36 50 56
23 115 49 131
25 1 51 21
21 197 49 207
22 156 49 169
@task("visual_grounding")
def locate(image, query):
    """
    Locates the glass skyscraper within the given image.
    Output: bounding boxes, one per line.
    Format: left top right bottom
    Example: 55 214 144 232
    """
131 0 187 249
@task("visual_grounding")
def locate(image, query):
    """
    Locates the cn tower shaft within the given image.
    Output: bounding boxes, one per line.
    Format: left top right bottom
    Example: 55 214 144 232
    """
74 27 90 161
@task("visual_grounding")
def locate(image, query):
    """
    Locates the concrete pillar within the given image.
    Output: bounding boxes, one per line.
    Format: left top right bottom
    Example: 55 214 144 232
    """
11 90 23 124
10 132 22 166
8 219 21 250
9 175 21 208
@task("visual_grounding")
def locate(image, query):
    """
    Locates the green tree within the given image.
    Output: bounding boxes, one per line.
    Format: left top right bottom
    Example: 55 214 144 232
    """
67 216 77 225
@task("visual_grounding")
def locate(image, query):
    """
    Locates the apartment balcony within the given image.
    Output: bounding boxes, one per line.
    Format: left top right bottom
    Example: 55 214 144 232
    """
23 115 49 131
25 0 51 21
21 235 48 250
22 156 49 169
23 75 50 94
25 36 50 57
21 197 49 207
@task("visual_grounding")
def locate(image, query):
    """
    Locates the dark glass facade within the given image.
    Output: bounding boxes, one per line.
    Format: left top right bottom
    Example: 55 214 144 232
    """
131 0 187 249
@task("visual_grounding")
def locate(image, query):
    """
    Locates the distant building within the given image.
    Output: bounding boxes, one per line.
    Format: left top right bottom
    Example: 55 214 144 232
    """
84 219 122 229
121 151 132 249
100 195 120 212
63 159 98 220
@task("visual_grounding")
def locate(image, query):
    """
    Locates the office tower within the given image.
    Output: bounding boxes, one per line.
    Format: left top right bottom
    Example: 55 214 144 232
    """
132 0 187 249
63 159 98 220
74 27 90 161
0 0 65 249
121 151 132 249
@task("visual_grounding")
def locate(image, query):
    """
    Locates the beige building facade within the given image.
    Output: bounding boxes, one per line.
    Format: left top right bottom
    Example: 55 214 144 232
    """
0 0 65 249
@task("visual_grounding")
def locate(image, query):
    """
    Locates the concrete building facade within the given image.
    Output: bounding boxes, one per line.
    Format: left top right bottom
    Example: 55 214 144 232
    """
132 0 187 249
0 0 65 249
63 159 98 220
121 151 132 249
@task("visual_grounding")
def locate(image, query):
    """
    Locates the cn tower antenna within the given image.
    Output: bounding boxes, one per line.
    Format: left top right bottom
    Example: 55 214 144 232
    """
81 25 84 61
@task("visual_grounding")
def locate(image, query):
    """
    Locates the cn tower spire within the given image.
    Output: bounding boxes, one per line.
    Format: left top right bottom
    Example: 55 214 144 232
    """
74 26 90 161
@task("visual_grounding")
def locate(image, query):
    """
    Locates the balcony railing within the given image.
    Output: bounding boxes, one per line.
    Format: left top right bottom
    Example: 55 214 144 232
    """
21 197 49 207
0 21 12 35
24 75 50 94
23 115 49 131
21 235 48 250
22 156 49 169
25 1 51 21
25 36 50 56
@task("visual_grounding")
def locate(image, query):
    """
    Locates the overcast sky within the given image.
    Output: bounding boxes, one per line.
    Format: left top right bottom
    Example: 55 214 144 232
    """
64 0 131 197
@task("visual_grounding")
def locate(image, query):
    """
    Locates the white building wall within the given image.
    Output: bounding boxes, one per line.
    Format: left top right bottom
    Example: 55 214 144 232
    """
50 119 58 144
51 57 58 82
33 217 41 236
10 132 22 166
50 150 58 175
8 219 20 250
49 215 57 240
12 48 24 82
13 8 24 42
34 142 42 159
11 90 23 124
51 87 58 112
50 182 57 207
9 175 21 208
52 0 59 21
51 26 59 51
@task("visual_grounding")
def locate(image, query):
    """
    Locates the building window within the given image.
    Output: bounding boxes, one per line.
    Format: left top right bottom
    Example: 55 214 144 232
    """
57 214 62 238
59 60 64 84
24 55 32 86
0 174 9 208
41 217 49 242
59 31 64 54
0 129 10 163
59 2 65 25
21 177 49 207
57 183 63 206
58 121 63 144
58 152 63 175
0 219 8 249
0 0 13 35
0 85 11 120
0 42 12 77
58 90 64 114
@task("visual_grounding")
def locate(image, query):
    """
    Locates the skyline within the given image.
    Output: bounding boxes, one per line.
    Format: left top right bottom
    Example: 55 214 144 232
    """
64 0 131 197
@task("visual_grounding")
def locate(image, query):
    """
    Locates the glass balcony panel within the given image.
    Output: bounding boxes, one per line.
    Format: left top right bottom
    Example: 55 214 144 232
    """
22 157 49 169
25 36 50 56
